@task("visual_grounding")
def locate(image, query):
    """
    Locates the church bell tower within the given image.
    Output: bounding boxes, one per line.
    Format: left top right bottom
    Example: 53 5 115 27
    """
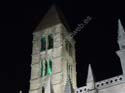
29 5 77 93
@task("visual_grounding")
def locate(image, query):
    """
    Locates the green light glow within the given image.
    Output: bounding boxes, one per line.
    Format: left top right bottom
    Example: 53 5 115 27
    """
48 59 52 75
41 60 45 77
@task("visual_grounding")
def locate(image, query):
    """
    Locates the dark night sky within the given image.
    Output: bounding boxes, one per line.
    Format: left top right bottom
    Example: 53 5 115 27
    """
1 0 125 93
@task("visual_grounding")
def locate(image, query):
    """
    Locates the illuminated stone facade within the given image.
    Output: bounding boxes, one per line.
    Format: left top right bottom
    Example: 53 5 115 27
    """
29 4 125 93
29 5 77 93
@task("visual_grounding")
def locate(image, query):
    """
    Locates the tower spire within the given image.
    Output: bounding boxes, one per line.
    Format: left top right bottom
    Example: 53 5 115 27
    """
118 19 125 44
86 64 95 90
87 64 94 83
117 19 125 76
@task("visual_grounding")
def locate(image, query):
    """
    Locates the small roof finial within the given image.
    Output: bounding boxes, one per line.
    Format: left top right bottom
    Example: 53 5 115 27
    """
118 19 125 41
87 64 94 83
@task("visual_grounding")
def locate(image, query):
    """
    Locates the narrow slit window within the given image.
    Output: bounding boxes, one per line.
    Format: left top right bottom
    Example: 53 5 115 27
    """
65 40 69 52
48 34 53 49
42 87 45 93
69 42 72 57
41 36 46 51
45 60 48 76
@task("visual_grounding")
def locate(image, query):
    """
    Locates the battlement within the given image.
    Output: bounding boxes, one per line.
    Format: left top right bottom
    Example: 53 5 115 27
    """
95 75 124 90
76 86 89 93
76 75 125 93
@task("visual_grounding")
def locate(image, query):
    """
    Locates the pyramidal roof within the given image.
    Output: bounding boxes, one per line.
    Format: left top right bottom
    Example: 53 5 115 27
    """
34 4 71 32
87 64 94 83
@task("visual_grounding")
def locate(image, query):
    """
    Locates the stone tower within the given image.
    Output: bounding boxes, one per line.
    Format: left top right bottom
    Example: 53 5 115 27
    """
29 5 77 93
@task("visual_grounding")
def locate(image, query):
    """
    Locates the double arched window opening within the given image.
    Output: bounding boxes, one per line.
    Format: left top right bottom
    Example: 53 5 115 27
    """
41 34 54 52
41 59 53 77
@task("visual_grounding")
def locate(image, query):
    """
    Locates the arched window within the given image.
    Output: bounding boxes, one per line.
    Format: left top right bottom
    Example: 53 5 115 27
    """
41 36 46 51
41 60 45 77
42 87 45 93
65 40 69 52
45 60 48 76
48 34 53 49
48 59 52 75
69 42 73 57
65 40 73 57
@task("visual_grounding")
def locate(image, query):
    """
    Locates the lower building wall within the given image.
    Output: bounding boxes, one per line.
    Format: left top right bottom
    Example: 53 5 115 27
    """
98 83 125 93
76 82 125 93
29 89 41 93
53 83 64 93
89 90 98 93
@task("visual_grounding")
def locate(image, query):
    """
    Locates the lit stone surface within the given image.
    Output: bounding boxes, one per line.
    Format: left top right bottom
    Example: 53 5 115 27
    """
99 83 125 93
32 40 41 55
52 72 63 84
52 57 62 73
54 34 62 43
29 89 41 93
40 49 46 58
44 49 53 60
31 63 41 79
89 90 97 93
87 82 95 91
31 54 40 64
30 82 41 90
53 84 64 93
65 78 72 93
53 46 62 58
33 31 42 40
54 39 63 48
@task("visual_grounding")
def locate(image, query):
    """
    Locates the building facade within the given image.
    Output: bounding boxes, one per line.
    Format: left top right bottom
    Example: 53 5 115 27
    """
29 5 125 93
29 5 77 93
